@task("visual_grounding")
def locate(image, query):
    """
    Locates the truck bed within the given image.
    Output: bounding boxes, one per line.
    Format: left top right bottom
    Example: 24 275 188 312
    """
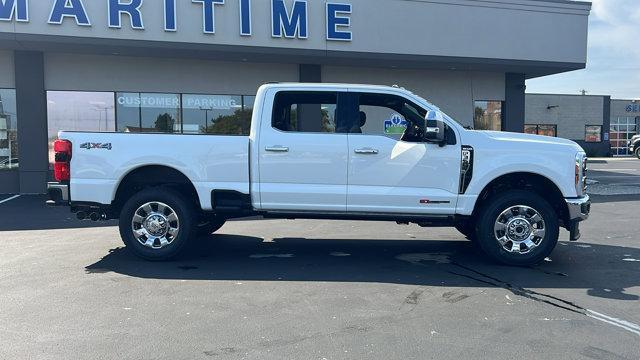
59 131 250 210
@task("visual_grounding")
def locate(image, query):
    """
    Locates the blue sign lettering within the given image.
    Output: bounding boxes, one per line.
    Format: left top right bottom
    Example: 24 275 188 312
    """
239 0 251 36
192 0 224 34
0 0 28 22
1 0 353 41
627 104 639 113
108 0 144 29
49 0 90 26
326 3 351 41
164 0 176 31
271 0 307 39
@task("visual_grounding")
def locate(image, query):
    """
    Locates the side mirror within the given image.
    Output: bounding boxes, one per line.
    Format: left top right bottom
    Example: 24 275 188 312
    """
424 110 446 145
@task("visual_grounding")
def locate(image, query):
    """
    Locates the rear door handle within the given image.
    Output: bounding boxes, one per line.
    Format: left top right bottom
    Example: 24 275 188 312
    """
265 146 289 152
354 148 379 155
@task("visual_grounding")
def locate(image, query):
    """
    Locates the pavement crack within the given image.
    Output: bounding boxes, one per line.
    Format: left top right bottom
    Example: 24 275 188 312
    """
448 262 585 315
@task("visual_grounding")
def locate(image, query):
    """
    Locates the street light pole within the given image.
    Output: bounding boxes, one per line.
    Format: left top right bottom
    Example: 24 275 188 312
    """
199 107 212 133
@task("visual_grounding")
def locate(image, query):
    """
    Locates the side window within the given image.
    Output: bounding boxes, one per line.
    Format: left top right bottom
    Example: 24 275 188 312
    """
353 93 427 142
272 91 338 133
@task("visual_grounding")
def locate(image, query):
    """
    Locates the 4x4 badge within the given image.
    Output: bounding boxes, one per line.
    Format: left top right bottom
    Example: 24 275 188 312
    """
80 142 112 150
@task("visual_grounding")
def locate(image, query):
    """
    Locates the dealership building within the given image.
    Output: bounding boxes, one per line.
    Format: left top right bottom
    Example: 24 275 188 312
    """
0 0 591 194
525 95 640 157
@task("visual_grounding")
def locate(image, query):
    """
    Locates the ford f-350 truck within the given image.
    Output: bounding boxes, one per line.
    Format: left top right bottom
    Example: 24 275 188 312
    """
47 83 590 265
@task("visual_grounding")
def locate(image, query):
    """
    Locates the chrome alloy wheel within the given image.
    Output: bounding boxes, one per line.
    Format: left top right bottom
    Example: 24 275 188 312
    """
131 202 179 249
493 205 546 254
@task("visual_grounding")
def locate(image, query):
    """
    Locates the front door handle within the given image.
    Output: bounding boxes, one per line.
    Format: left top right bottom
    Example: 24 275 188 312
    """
265 146 289 152
354 148 379 155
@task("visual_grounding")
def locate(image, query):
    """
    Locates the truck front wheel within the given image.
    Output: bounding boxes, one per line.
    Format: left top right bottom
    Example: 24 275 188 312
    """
119 187 196 260
475 190 559 266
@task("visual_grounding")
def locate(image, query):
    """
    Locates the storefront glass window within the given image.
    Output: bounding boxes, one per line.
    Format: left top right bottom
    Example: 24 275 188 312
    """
585 125 602 143
182 94 245 135
524 124 557 137
610 117 637 156
0 89 18 170
46 91 115 167
473 101 502 131
116 92 181 133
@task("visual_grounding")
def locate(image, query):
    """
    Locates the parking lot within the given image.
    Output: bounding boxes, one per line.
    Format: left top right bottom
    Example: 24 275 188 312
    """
1 159 640 360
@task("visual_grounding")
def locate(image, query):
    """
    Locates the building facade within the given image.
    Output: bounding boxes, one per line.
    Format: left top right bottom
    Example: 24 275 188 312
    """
0 0 591 194
525 95 639 157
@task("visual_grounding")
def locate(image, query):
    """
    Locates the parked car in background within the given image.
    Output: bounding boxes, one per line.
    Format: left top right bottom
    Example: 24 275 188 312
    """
629 135 640 159
0 157 18 169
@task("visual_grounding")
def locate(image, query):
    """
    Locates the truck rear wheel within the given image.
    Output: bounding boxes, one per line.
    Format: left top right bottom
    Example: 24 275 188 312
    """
635 147 640 159
118 187 196 261
475 190 559 266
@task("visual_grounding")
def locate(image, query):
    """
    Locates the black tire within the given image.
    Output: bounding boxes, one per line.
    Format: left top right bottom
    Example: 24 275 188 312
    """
475 190 559 266
455 220 476 240
118 187 196 261
635 147 640 160
196 218 226 235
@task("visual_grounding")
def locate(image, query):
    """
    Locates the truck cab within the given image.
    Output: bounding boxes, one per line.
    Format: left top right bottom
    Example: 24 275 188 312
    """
48 83 591 265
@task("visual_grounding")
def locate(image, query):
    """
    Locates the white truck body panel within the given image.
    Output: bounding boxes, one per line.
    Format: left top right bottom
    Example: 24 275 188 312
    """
60 132 250 210
60 83 585 217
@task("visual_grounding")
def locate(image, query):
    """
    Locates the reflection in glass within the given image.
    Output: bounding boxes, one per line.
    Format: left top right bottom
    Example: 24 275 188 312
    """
116 93 181 133
585 125 602 143
0 89 18 170
474 101 502 131
46 91 115 167
182 94 246 135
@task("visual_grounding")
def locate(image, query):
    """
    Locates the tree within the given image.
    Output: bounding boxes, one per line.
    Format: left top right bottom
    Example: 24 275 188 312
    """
155 113 175 132
202 109 252 135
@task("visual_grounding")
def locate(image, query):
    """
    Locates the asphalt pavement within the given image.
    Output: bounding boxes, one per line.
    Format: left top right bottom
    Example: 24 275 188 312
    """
587 157 640 196
1 163 640 359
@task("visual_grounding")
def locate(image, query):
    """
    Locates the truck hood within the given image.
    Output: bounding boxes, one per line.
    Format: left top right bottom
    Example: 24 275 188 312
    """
474 130 584 153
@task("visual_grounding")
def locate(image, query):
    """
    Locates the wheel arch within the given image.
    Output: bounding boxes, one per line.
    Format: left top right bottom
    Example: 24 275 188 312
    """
112 165 200 214
472 172 569 226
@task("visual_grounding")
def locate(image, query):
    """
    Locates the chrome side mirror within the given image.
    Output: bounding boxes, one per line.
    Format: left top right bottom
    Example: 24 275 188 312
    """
425 110 446 145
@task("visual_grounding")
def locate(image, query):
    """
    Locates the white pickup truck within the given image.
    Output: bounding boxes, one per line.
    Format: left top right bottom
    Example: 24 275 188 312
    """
47 83 590 265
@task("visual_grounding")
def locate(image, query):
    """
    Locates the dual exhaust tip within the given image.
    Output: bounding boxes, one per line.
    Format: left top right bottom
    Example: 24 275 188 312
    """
76 211 106 222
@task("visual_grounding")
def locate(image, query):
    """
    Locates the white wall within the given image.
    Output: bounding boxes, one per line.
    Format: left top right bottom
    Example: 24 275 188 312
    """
0 50 14 88
44 53 299 95
323 66 505 126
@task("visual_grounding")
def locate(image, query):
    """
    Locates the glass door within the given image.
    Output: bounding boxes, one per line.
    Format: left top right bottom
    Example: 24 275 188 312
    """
610 117 638 156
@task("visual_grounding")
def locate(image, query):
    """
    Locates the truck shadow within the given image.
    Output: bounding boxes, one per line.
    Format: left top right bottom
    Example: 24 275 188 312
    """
86 234 640 302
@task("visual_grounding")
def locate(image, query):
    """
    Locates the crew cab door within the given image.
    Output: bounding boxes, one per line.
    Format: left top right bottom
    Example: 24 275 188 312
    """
257 90 349 212
345 91 461 214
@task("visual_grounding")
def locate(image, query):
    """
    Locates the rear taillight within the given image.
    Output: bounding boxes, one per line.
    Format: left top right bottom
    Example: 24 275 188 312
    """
54 139 72 182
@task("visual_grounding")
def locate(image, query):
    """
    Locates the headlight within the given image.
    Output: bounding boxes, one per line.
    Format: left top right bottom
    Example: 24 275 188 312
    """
575 153 587 196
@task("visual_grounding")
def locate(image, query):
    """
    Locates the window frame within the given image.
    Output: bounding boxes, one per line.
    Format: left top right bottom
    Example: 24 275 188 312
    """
347 91 457 145
585 125 603 143
270 90 345 135
524 124 557 137
473 100 504 131
0 88 18 171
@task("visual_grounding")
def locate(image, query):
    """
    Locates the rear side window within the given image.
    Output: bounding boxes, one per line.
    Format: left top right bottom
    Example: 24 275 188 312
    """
272 92 338 133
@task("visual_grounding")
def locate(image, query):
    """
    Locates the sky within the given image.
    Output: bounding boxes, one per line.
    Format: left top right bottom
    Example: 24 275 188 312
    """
526 0 640 99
